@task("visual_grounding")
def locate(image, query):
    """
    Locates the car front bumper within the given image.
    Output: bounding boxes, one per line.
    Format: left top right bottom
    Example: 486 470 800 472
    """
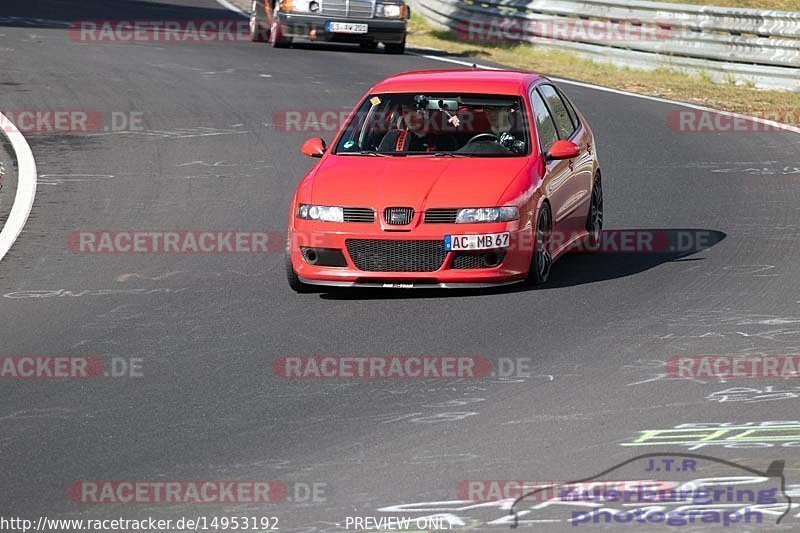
276 13 406 43
288 221 532 288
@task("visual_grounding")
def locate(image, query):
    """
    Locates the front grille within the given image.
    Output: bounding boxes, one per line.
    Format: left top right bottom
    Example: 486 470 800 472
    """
452 251 506 269
348 0 374 18
424 209 459 223
321 0 374 17
343 207 375 223
384 207 414 226
346 239 445 272
321 0 347 16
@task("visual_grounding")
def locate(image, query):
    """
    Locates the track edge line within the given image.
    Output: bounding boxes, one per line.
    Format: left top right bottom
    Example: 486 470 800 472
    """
215 0 249 17
0 113 38 263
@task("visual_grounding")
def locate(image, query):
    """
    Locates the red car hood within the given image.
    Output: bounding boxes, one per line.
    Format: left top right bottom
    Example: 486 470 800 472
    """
308 155 530 208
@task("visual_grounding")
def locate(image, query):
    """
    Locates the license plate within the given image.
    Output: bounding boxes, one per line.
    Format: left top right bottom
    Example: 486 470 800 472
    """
382 283 414 289
445 232 510 251
326 22 368 34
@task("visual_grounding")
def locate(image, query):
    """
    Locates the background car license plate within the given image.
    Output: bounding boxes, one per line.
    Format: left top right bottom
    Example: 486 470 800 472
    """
327 22 368 34
445 232 510 251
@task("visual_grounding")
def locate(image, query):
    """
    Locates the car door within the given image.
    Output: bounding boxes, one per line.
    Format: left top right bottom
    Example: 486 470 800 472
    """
529 87 573 250
537 84 592 236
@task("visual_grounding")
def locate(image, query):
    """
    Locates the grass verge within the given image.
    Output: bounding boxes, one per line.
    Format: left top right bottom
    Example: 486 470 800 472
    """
658 0 797 9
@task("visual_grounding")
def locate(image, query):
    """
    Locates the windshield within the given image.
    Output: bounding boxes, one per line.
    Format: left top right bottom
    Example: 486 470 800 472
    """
334 93 530 157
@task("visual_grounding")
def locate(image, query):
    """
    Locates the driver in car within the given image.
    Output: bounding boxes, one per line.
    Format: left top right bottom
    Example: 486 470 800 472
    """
486 106 513 135
379 109 456 153
485 106 523 152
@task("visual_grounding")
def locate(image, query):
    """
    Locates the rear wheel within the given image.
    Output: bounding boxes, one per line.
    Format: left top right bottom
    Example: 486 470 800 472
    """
286 255 315 293
384 37 405 54
585 173 603 248
526 203 552 285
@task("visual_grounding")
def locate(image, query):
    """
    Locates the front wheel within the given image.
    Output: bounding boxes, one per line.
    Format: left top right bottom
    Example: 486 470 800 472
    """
286 255 315 293
270 20 292 48
526 203 552 285
249 1 270 42
585 173 603 248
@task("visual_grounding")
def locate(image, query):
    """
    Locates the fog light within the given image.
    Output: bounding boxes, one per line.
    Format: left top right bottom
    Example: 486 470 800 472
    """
483 252 500 267
301 247 347 267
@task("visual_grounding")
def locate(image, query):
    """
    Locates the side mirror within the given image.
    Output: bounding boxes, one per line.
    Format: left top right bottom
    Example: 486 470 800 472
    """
546 140 580 161
301 137 327 158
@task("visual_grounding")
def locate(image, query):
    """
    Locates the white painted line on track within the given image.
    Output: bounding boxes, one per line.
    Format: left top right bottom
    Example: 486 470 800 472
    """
0 113 38 263
214 0 249 17
211 0 800 137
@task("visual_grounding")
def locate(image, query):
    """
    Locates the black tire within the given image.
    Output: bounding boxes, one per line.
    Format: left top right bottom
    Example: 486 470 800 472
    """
249 1 270 42
359 41 379 50
526 203 552 285
384 37 405 54
270 21 292 48
585 173 603 249
286 255 315 293
250 23 270 42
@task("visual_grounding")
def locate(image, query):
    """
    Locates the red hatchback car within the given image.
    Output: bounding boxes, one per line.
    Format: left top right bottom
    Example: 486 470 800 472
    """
286 69 602 291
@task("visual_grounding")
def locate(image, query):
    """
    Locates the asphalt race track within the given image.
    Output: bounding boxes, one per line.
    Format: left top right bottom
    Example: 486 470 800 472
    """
2 0 800 531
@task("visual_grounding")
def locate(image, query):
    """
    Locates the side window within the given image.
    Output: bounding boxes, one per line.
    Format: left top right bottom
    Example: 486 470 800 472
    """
557 87 580 132
530 90 559 153
539 84 576 140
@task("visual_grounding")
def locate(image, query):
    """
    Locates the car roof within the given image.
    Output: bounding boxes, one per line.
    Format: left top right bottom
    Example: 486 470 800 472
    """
370 69 545 96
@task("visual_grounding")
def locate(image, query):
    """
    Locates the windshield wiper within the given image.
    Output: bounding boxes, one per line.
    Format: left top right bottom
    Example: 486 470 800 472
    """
404 152 468 158
339 150 400 157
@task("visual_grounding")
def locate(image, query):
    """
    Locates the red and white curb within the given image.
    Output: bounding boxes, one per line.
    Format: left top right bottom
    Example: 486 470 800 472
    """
0 112 38 263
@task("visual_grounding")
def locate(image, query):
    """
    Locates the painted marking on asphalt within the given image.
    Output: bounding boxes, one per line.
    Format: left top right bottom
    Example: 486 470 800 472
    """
0 112 38 263
214 0 249 17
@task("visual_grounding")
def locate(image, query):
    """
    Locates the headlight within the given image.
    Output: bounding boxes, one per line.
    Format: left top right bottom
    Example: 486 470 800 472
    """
280 0 313 12
297 204 344 222
455 207 519 223
375 3 407 18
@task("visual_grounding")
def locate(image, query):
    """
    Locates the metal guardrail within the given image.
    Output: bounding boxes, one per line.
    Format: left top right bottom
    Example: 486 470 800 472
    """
410 0 800 90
